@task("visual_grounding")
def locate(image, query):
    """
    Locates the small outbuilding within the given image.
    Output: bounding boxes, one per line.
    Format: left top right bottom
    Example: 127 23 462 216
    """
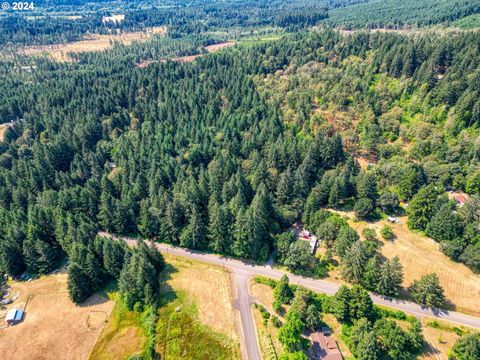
5 308 24 325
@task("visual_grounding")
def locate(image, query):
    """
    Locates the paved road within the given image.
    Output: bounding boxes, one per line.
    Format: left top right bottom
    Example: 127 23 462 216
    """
233 270 262 360
103 233 480 330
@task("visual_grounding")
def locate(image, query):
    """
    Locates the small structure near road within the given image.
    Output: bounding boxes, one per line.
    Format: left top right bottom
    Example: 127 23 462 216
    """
310 327 343 360
5 308 24 325
299 229 318 254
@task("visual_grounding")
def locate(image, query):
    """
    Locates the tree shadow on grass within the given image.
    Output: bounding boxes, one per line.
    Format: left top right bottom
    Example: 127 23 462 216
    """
80 280 119 307
158 263 179 308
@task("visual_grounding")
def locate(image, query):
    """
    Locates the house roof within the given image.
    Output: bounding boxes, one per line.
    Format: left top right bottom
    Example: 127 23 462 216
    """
310 331 343 360
454 195 467 204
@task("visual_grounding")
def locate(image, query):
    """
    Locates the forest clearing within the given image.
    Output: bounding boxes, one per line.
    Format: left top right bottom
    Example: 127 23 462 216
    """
0 272 114 360
160 253 238 339
328 209 480 316
19 26 166 61
90 254 240 360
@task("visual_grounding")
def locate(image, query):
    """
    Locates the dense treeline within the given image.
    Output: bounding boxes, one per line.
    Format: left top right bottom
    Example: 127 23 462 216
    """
328 0 480 28
255 30 480 273
0 31 349 288
0 0 330 46
0 29 479 302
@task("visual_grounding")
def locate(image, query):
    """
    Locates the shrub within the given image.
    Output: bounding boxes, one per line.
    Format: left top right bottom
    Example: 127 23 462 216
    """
271 315 282 328
380 225 394 240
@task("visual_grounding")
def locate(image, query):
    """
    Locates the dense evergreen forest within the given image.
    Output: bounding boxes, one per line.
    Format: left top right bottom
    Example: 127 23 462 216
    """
0 28 479 311
0 0 333 46
328 0 480 28
2 0 480 48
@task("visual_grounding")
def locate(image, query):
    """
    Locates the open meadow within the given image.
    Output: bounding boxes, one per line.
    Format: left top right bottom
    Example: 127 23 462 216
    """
329 209 480 316
18 27 166 61
89 254 240 360
155 254 240 359
0 272 114 360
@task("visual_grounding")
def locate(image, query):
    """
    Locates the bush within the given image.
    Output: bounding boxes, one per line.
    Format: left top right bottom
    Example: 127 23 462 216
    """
375 306 407 320
380 225 394 240
273 299 283 314
271 315 282 328
254 276 277 288
379 192 399 213
256 304 271 321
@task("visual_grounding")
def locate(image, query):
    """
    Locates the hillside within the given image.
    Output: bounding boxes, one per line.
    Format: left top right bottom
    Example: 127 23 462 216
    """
327 0 480 28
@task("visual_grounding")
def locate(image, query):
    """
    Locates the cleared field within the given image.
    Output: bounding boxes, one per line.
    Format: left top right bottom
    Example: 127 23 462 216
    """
329 209 480 316
250 282 277 314
252 306 282 359
163 254 238 338
156 254 240 359
137 41 237 66
0 272 114 360
205 42 236 52
90 255 240 360
88 294 145 360
250 282 286 358
20 26 166 61
418 318 477 360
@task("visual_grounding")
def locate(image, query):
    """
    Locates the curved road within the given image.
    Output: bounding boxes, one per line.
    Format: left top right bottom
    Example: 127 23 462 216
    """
102 233 480 359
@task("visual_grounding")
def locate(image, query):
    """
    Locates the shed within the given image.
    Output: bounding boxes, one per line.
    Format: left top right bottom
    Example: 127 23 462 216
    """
5 308 23 325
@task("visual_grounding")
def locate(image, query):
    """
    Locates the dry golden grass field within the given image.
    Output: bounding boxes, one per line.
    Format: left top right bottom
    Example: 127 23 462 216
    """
0 272 114 360
20 26 166 61
419 318 477 360
163 254 238 338
250 282 286 358
329 209 480 316
90 254 240 360
88 293 146 360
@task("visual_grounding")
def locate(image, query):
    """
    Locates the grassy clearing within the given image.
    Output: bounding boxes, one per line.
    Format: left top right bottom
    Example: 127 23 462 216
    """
252 305 281 360
88 292 146 360
328 209 480 316
162 254 238 338
0 123 10 141
0 272 114 360
419 318 475 360
90 256 240 360
19 27 166 61
153 255 240 359
155 290 238 360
